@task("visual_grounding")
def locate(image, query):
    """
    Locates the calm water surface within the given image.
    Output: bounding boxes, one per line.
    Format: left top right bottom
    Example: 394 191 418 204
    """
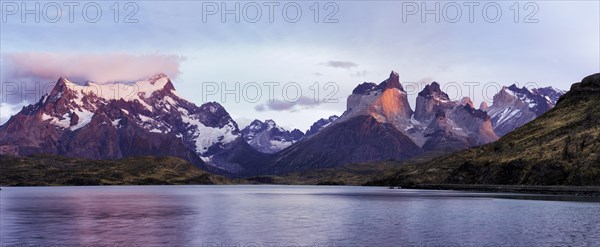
1 185 598 247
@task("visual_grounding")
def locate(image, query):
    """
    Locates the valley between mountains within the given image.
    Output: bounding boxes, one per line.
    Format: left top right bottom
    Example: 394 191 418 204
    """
1 71 597 188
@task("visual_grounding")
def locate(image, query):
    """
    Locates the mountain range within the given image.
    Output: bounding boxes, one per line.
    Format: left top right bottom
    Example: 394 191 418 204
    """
0 74 263 175
263 71 563 174
487 84 566 136
0 71 565 177
371 73 600 186
241 119 304 153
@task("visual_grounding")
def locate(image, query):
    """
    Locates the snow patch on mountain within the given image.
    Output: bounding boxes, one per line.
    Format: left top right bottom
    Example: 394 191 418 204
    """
70 110 94 131
41 113 70 128
5 74 251 172
487 85 564 136
241 119 304 153
182 114 238 154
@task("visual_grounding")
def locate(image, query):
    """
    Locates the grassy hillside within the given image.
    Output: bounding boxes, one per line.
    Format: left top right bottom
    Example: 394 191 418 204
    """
247 152 447 185
246 161 397 185
0 155 231 186
369 73 600 187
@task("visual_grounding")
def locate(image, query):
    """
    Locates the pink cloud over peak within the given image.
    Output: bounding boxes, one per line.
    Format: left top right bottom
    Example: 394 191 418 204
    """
2 52 184 83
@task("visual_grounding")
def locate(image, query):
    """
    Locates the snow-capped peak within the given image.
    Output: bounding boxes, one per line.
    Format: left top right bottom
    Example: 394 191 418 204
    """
50 74 174 103
6 73 249 172
241 119 304 153
265 119 277 129
488 84 565 136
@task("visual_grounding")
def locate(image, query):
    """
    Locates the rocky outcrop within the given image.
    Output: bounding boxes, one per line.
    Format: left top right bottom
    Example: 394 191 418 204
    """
343 71 413 122
413 81 454 122
479 101 489 111
418 92 498 151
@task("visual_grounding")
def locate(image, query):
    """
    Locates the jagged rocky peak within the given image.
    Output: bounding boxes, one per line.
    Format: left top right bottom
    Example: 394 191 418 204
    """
248 119 267 129
44 73 177 105
343 71 413 122
148 73 169 83
350 71 404 95
46 77 77 101
493 84 552 112
462 103 489 121
352 82 378 95
265 119 277 128
305 115 339 137
241 119 304 154
196 102 238 129
532 86 565 103
289 129 304 139
414 81 454 122
418 82 448 99
376 71 404 91
479 101 489 111
241 119 268 139
55 77 70 89
349 71 405 96
0 73 258 175
491 86 517 107
147 73 176 92
198 101 228 115
460 97 474 108
487 82 565 137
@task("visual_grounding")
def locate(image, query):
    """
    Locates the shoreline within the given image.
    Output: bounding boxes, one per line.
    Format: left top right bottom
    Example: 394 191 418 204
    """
2 183 600 197
401 184 600 197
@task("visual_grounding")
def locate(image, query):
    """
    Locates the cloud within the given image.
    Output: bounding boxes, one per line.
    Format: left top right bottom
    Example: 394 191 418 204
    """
254 104 266 112
266 100 296 111
1 52 184 84
323 61 358 69
0 102 26 125
0 52 184 105
254 96 325 112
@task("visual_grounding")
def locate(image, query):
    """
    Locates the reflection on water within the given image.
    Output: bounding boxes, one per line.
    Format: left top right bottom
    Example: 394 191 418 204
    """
1 185 598 247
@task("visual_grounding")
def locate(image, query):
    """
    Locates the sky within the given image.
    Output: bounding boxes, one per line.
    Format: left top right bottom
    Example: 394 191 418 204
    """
1 1 599 130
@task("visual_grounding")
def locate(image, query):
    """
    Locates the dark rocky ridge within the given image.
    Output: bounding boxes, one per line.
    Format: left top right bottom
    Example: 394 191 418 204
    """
304 115 339 138
267 115 424 174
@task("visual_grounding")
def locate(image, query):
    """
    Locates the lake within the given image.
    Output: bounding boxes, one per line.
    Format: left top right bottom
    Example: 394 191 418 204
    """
1 185 598 247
